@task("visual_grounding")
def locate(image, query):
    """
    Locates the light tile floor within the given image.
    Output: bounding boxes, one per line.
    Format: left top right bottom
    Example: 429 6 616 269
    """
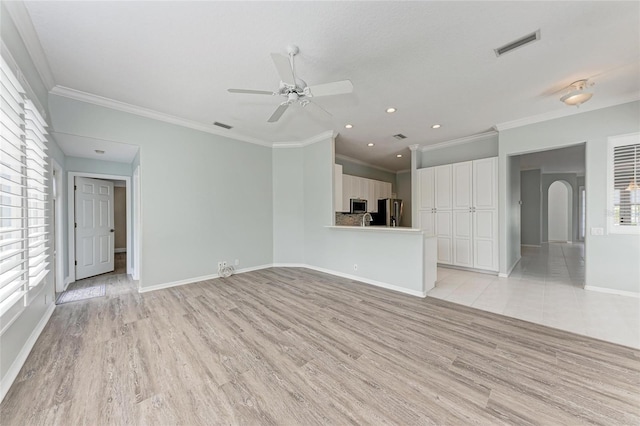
427 243 640 349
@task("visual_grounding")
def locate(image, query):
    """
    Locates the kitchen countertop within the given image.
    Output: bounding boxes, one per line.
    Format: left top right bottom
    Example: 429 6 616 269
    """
326 225 425 233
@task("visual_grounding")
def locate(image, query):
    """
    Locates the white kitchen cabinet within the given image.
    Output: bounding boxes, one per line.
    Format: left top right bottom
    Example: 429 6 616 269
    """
340 173 393 213
435 164 452 210
473 206 499 271
473 157 498 210
453 210 473 267
418 209 435 236
418 167 435 210
417 156 498 272
334 164 343 212
382 182 392 200
452 161 472 210
436 210 452 265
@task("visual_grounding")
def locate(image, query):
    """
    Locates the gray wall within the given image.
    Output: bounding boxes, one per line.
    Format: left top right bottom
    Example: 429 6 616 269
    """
335 156 397 193
520 169 542 246
49 94 274 289
421 134 498 167
272 148 305 264
499 101 640 293
541 173 579 243
396 171 412 227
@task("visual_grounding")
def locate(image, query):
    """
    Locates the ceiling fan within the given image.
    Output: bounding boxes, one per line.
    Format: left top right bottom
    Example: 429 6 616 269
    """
228 45 353 123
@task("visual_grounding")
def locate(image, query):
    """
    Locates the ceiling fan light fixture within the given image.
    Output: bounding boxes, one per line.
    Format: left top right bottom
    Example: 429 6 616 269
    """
560 79 594 107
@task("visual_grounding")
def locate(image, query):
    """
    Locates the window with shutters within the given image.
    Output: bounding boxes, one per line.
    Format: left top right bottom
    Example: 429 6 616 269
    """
608 133 640 234
0 56 49 318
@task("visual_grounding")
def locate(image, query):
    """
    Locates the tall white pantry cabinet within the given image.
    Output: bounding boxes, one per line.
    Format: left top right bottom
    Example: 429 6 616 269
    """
418 157 499 272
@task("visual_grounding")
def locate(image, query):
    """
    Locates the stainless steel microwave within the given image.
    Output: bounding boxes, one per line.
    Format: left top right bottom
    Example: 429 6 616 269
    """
350 198 367 214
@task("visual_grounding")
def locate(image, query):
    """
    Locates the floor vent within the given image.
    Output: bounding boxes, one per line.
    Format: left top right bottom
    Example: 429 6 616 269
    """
393 133 407 140
495 30 540 57
213 121 233 130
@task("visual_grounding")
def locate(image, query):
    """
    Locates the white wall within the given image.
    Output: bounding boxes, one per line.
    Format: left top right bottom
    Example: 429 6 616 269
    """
48 94 274 290
499 101 640 294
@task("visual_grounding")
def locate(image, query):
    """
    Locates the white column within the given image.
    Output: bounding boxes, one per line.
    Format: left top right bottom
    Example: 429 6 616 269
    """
409 144 420 228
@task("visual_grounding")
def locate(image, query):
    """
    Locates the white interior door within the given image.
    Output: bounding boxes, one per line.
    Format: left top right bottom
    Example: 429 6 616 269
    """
75 177 115 280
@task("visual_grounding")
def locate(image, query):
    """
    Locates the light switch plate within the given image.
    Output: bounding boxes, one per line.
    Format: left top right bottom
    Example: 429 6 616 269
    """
590 227 604 236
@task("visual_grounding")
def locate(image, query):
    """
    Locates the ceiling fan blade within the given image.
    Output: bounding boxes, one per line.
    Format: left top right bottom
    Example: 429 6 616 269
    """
268 103 289 123
228 89 274 95
308 80 353 97
306 100 332 117
270 53 295 85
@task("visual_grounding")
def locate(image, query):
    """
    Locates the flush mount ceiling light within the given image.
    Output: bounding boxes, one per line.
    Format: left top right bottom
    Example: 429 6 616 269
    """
431 124 441 129
560 79 594 107
367 143 374 147
95 150 105 154
386 107 397 113
345 124 353 129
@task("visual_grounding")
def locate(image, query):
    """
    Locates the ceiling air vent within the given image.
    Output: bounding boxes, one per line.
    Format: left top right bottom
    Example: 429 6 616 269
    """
494 30 540 57
393 134 407 140
213 121 233 130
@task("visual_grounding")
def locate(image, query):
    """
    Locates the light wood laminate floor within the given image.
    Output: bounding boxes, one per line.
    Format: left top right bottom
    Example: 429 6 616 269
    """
2 266 639 425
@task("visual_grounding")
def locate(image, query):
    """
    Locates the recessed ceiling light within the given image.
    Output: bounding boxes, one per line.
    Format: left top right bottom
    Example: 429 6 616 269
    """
345 124 353 129
95 150 105 154
386 107 397 113
367 143 374 147
396 154 402 158
431 124 441 129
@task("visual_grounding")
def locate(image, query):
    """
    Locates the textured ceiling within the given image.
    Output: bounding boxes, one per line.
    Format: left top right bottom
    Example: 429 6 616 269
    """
23 1 640 170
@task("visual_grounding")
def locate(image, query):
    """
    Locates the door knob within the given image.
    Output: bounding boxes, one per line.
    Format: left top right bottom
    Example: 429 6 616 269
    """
110 229 115 232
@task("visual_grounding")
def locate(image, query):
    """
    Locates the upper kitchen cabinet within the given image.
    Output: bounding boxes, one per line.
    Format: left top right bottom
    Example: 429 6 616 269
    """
473 157 498 210
435 164 452 210
418 167 435 210
340 173 393 212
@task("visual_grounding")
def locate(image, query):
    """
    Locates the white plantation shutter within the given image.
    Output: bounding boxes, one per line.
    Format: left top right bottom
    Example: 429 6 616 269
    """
24 100 49 287
0 58 28 314
0 57 51 316
609 134 640 233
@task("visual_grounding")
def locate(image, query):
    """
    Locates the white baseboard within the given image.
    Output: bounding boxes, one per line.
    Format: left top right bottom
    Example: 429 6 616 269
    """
137 264 274 293
498 256 521 278
584 285 640 298
114 248 127 253
63 276 71 291
301 264 427 298
138 262 425 298
1 303 55 403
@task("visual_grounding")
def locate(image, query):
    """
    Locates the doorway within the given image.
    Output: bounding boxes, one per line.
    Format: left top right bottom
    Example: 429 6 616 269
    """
548 180 572 242
67 172 133 284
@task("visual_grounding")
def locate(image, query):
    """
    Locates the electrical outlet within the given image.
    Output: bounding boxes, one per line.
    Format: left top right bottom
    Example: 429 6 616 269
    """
591 227 604 236
353 264 358 271
234 259 239 266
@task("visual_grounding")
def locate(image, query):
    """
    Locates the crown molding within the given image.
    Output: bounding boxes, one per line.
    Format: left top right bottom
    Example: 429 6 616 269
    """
272 131 335 148
408 144 420 151
50 85 273 147
420 131 498 152
494 92 640 131
334 154 396 174
396 169 411 174
3 1 55 91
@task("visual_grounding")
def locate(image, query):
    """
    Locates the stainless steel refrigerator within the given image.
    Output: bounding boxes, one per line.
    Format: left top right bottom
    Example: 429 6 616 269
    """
378 198 403 227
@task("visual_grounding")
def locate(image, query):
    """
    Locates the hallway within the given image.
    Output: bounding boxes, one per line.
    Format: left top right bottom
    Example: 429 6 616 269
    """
428 243 640 349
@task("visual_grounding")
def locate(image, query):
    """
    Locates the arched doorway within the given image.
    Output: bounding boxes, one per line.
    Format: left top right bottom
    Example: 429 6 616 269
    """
548 180 572 242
